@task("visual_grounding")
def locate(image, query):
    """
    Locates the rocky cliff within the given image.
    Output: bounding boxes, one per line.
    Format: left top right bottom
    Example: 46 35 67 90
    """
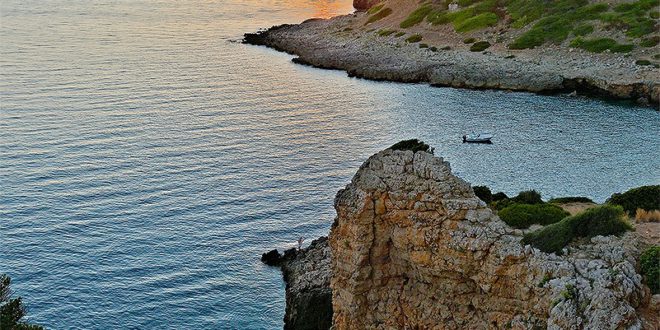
262 238 332 330
327 147 653 329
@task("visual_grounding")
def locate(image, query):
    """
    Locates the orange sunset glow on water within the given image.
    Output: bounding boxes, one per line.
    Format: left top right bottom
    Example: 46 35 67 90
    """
276 0 354 18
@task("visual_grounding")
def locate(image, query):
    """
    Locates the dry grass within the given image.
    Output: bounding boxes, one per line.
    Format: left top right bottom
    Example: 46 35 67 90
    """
635 208 660 223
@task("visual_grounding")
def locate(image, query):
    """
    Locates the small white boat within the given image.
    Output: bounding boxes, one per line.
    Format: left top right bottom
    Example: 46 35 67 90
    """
462 132 493 144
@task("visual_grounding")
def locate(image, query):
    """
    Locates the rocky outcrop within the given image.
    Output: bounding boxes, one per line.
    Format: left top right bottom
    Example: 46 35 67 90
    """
328 148 651 329
262 238 332 330
353 0 381 10
243 11 659 106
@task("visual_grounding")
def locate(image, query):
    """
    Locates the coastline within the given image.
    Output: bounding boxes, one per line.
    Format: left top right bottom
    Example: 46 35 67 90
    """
243 14 660 106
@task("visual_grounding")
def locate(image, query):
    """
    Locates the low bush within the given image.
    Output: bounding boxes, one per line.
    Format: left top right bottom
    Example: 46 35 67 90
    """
499 203 570 229
441 45 452 50
405 34 423 43
522 205 632 254
473 186 493 203
640 246 659 294
573 24 594 36
635 59 654 66
455 12 498 32
548 197 594 204
366 7 393 24
470 41 491 51
492 192 509 201
377 29 396 36
388 139 432 153
569 37 634 53
400 4 434 28
640 36 660 47
429 46 438 52
367 3 384 15
395 32 406 37
419 43 429 48
513 190 543 204
607 185 660 216
463 37 476 44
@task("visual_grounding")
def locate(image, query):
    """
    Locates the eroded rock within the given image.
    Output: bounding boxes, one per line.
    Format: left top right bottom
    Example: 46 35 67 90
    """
328 148 650 329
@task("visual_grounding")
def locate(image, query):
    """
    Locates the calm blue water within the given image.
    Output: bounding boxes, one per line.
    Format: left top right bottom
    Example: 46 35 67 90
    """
1 0 658 328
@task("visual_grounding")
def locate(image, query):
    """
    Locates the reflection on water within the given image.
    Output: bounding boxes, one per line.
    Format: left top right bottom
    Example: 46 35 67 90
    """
1 0 658 329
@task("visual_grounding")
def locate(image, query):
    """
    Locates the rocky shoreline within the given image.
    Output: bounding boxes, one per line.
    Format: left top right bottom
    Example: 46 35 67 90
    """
243 15 659 106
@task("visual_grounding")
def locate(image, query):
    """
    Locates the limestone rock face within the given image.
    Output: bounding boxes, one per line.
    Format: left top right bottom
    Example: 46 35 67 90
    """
353 0 381 10
280 237 333 330
329 149 649 329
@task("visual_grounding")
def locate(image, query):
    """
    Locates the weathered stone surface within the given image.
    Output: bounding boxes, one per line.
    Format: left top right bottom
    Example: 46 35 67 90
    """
263 238 333 330
327 148 651 329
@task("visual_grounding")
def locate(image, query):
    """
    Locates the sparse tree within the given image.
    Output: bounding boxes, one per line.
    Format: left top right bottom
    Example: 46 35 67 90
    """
0 274 43 330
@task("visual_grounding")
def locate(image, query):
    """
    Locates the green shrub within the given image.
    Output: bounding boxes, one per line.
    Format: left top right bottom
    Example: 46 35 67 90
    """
607 185 660 215
463 37 476 44
473 186 493 203
395 32 406 37
429 46 438 52
470 41 491 51
573 24 594 36
548 197 594 204
0 274 44 330
492 192 509 201
419 43 429 48
441 45 452 50
366 7 393 24
513 190 543 204
499 203 570 229
570 37 634 53
522 219 574 254
406 34 423 43
640 36 660 47
636 59 654 66
400 4 434 28
640 246 659 294
377 29 397 36
455 12 499 32
522 205 632 254
388 139 432 153
367 3 384 15
569 205 631 238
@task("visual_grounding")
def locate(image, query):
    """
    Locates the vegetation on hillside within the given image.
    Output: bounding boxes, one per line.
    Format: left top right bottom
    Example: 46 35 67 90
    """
388 139 433 153
606 185 660 216
391 0 659 54
548 197 594 204
1 275 43 330
640 246 659 294
522 205 632 254
499 203 570 229
366 7 393 24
